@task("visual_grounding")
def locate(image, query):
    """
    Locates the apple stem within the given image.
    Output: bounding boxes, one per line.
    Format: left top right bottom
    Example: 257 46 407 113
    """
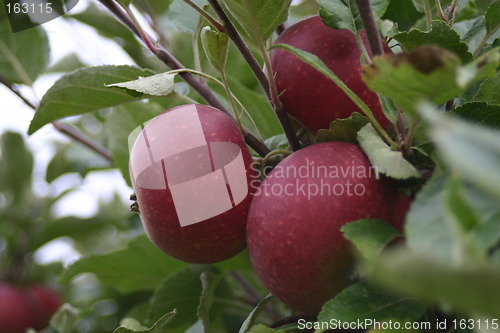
354 0 384 57
0 76 115 162
207 0 302 152
97 0 271 157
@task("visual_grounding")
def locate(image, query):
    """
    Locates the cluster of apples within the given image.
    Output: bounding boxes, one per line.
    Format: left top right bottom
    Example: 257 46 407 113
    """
130 17 409 314
0 283 62 333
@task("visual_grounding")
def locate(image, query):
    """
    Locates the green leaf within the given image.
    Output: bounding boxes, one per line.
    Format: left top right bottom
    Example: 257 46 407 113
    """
0 132 34 206
485 1 500 33
49 304 80 333
378 94 399 125
462 16 486 42
0 20 50 85
166 0 208 33
473 70 500 104
114 312 176 333
318 282 426 324
46 53 86 73
226 77 281 139
135 0 173 15
382 0 423 32
443 175 485 263
316 112 369 144
149 266 226 328
341 219 401 259
363 46 499 115
33 212 129 252
197 272 222 331
220 0 292 41
264 134 288 150
201 27 230 72
394 20 473 63
365 249 500 318
248 324 278 333
423 104 500 200
453 102 500 129
28 66 154 134
239 294 273 333
106 101 166 186
318 0 390 34
406 171 500 263
45 142 110 183
59 235 187 293
357 124 421 179
105 72 176 97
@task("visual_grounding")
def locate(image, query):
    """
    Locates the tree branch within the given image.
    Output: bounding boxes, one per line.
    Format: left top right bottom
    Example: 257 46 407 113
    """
0 77 114 162
355 0 384 57
97 0 271 157
207 0 301 151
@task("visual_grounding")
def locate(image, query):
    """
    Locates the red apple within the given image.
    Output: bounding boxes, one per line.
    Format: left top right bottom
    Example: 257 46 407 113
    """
129 104 257 264
247 142 405 314
26 285 62 330
0 283 37 333
271 16 390 134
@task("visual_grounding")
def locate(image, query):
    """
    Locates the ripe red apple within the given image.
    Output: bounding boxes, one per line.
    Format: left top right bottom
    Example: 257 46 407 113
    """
0 284 37 333
0 283 62 332
247 142 407 314
271 16 390 134
129 104 257 264
26 285 63 330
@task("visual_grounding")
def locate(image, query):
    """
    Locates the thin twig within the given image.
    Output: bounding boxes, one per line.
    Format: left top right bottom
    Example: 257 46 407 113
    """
473 25 500 57
0 77 114 162
120 4 159 54
355 0 384 57
182 0 224 31
405 115 421 153
206 0 270 95
208 0 301 151
52 122 114 161
97 0 271 157
423 0 432 30
435 0 447 21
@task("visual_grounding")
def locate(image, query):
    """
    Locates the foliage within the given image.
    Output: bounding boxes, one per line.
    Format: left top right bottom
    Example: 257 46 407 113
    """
0 0 499 332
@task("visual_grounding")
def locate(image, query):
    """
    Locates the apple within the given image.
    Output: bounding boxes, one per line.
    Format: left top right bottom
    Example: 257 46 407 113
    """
271 16 390 134
129 104 257 264
246 142 408 314
0 284 37 333
26 285 63 330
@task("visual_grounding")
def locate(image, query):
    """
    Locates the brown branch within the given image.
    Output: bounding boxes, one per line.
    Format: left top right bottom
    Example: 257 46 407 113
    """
97 0 271 157
355 0 384 57
0 77 114 162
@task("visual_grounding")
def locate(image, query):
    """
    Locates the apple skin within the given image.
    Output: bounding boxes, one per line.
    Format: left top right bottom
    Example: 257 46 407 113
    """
271 16 390 134
26 285 63 330
247 142 407 314
0 284 37 333
130 104 257 264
